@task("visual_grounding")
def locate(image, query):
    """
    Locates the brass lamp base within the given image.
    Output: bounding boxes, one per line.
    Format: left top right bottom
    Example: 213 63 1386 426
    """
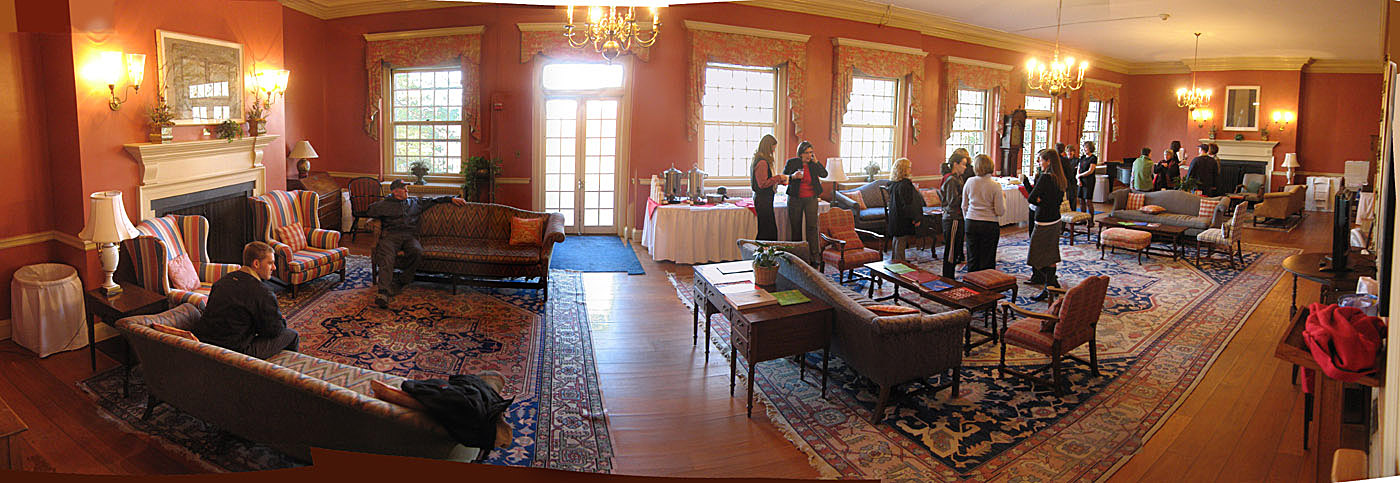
97 284 123 297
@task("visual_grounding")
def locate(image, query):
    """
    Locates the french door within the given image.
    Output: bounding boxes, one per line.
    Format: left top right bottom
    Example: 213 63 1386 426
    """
542 97 619 234
1021 115 1052 176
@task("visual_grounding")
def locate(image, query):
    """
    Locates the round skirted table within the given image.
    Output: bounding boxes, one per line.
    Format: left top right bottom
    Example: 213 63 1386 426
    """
641 198 829 264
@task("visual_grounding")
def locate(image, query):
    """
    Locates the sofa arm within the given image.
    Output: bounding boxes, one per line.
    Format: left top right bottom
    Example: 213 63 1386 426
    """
116 303 203 331
308 228 341 249
833 191 859 211
1107 188 1129 210
122 235 171 294
541 213 566 245
367 219 382 248
872 308 970 336
200 263 241 283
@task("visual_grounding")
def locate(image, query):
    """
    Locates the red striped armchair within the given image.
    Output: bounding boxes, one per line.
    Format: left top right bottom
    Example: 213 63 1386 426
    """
121 215 242 309
249 190 349 297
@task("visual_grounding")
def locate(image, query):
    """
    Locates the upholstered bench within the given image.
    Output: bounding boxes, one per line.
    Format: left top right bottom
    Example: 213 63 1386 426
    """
1060 209 1094 245
963 269 1018 302
1101 227 1152 264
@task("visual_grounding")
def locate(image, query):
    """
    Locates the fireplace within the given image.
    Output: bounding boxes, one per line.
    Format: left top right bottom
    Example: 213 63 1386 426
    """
1216 160 1268 197
151 181 255 264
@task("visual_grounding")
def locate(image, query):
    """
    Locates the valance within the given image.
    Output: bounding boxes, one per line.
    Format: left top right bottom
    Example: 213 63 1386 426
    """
688 28 807 142
832 40 927 144
1080 81 1120 143
364 33 482 142
942 59 1012 143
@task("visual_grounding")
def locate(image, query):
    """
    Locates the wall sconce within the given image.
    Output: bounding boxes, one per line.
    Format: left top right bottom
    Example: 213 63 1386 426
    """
1190 108 1213 128
251 68 290 106
101 51 146 111
1271 110 1295 131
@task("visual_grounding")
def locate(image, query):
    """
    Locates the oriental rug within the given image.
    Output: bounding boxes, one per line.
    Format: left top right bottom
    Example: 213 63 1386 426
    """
668 234 1294 482
81 257 612 473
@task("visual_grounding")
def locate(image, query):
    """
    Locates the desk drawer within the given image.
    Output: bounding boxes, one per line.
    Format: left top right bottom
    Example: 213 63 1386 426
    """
731 331 750 358
730 313 750 338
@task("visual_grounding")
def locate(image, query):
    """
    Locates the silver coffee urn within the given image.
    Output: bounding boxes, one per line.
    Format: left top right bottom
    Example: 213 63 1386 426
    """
687 167 708 204
661 165 685 204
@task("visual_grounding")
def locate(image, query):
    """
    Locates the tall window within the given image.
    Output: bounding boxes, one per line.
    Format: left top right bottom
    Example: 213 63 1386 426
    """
701 63 779 178
386 67 464 177
1080 100 1103 151
946 88 989 159
840 76 900 174
1021 94 1055 175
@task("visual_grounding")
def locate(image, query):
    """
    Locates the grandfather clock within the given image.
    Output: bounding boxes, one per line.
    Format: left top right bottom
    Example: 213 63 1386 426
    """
999 109 1027 175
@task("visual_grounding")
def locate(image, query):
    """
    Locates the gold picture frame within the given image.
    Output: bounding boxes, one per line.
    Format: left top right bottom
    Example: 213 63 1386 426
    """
156 30 244 126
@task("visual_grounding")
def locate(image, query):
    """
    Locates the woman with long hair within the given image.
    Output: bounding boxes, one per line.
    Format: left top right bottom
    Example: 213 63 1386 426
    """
940 152 970 264
783 141 827 261
1154 147 1180 191
886 158 922 262
961 154 1005 272
1026 149 1067 298
749 134 788 240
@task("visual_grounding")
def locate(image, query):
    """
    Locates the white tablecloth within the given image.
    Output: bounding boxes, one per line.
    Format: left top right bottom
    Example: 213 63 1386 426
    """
642 199 829 264
995 178 1030 226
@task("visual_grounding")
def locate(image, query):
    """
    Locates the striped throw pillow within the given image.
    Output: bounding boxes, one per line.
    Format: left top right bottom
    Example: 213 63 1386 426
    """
866 304 919 316
1198 198 1221 218
274 224 308 252
1126 192 1146 211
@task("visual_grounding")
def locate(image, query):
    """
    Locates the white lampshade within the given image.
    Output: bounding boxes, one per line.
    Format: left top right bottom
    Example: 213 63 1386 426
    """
823 157 849 182
1281 153 1300 168
78 191 140 244
289 140 319 159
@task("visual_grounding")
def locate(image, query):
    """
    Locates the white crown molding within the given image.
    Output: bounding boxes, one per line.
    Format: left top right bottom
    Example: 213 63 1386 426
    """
1184 57 1313 72
1085 78 1122 88
517 22 565 33
943 56 1011 71
683 20 810 43
1304 59 1385 74
1125 61 1190 75
280 0 480 20
364 26 485 42
833 37 926 57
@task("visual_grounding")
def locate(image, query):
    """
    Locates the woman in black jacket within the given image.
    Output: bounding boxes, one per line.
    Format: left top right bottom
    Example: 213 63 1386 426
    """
886 157 923 262
749 134 788 240
1153 147 1180 191
1026 149 1067 299
783 141 828 261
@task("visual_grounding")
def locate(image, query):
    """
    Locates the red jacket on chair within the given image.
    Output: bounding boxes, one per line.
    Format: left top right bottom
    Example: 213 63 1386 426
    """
1303 303 1386 382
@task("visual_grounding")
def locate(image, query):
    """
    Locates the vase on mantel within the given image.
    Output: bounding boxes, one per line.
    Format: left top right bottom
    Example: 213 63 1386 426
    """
148 124 174 144
246 119 267 136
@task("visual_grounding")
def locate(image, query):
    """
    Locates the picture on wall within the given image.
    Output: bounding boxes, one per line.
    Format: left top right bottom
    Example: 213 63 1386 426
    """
1224 85 1260 131
157 30 244 125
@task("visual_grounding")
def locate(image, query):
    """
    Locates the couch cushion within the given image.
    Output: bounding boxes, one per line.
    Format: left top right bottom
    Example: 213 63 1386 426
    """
420 237 543 265
864 304 919 316
509 216 544 246
839 189 868 210
1111 210 1211 229
1126 192 1145 210
822 247 881 268
857 207 885 221
151 323 199 342
1003 317 1055 352
275 223 309 252
168 253 201 291
287 246 350 273
268 350 407 396
1140 204 1167 214
1197 198 1221 218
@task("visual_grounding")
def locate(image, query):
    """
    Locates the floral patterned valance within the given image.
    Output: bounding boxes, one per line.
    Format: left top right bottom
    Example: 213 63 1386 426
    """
688 29 807 142
364 33 482 142
1081 81 1120 143
943 60 1012 143
832 42 927 144
520 27 651 63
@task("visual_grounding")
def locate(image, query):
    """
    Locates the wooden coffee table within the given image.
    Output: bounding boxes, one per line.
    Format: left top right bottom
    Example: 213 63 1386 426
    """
1096 216 1188 260
863 262 1003 353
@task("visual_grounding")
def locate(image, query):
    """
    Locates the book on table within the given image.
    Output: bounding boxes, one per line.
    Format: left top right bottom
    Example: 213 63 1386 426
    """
883 262 915 274
921 279 953 292
725 286 779 310
771 290 811 306
898 269 938 284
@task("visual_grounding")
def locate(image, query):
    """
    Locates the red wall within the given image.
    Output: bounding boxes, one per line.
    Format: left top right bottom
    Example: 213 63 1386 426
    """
282 6 326 175
0 31 61 319
1299 72 1383 181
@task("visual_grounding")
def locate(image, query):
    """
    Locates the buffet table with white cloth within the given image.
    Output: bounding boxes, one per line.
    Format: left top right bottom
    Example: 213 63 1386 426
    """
994 177 1030 226
642 197 829 264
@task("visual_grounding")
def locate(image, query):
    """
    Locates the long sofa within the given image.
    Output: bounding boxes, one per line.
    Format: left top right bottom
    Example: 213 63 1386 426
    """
736 239 969 423
1106 188 1228 236
116 303 478 462
368 202 565 297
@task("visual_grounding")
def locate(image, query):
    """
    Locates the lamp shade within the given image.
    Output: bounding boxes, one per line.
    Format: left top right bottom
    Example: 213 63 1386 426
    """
1281 153 1300 168
78 191 140 244
289 140 319 159
823 157 849 182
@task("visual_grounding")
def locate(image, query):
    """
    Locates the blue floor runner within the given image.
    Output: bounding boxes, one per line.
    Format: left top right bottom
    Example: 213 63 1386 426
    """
550 235 645 274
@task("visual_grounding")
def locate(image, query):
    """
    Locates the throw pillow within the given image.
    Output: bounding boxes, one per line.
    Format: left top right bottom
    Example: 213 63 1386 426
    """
866 304 919 316
370 379 427 411
919 188 940 207
839 189 867 210
151 323 199 342
509 216 545 246
1126 192 1146 211
1140 204 1167 215
167 253 200 291
274 223 308 252
1198 198 1221 218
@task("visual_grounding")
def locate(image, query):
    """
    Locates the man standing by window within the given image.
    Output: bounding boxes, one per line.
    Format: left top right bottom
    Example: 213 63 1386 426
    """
368 179 468 308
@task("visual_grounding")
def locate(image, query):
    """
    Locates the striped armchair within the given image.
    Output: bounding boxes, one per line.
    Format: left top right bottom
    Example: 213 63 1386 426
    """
121 215 241 309
249 190 349 297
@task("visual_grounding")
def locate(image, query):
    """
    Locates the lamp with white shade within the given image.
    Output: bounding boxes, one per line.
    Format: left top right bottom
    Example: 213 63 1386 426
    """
1281 153 1301 186
823 157 849 195
290 140 319 178
78 191 141 297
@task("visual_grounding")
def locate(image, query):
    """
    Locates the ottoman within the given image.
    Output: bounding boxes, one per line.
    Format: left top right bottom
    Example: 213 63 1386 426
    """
963 269 1018 302
1101 227 1152 264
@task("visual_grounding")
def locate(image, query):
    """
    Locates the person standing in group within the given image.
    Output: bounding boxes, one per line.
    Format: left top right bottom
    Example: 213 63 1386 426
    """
886 158 923 262
749 134 788 241
1186 143 1217 196
1154 147 1180 191
962 154 1005 272
1131 147 1154 192
784 141 828 262
1076 141 1099 213
940 152 970 264
1026 149 1067 299
952 147 976 180
1208 143 1222 194
1170 140 1184 166
1057 143 1078 212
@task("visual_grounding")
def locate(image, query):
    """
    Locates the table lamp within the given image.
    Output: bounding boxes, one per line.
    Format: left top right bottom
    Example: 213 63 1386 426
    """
78 191 141 297
1281 153 1300 186
290 140 319 178
823 157 848 196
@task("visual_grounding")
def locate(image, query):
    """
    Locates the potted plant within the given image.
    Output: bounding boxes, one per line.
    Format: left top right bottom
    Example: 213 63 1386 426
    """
1208 124 1217 140
461 155 504 201
863 162 881 182
212 119 242 142
245 96 269 135
410 161 430 184
148 94 176 143
751 242 789 286
1176 175 1201 194
1259 123 1271 141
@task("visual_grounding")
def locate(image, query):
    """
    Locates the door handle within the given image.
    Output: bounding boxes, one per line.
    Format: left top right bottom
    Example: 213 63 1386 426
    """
578 179 585 190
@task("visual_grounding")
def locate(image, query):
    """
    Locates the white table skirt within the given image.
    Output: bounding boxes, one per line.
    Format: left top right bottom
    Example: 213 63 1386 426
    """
999 185 1030 226
642 199 829 264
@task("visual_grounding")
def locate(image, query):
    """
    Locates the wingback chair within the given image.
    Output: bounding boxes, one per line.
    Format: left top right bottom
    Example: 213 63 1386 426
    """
249 190 350 297
817 207 884 284
1253 184 1306 226
346 176 382 240
1196 201 1248 268
1234 173 1267 204
122 215 241 309
998 275 1111 396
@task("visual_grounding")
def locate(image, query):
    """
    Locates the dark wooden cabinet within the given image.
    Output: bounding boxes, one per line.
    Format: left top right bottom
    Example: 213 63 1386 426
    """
288 172 343 230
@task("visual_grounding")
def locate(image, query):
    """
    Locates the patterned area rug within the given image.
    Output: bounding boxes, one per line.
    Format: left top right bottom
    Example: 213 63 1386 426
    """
80 256 612 473
668 234 1295 482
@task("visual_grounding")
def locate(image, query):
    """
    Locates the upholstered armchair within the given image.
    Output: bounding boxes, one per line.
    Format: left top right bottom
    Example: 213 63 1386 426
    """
1253 184 1306 226
1196 202 1248 268
817 207 884 284
832 179 890 234
998 275 1110 396
122 215 241 309
249 190 349 297
1234 173 1267 204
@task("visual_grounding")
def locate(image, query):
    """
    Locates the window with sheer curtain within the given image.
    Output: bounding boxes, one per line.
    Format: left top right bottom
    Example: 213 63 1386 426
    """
1080 100 1103 151
701 63 780 178
946 88 989 159
385 67 464 177
840 75 900 174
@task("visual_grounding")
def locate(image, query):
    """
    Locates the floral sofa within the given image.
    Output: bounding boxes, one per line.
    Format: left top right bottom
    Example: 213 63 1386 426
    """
122 215 241 309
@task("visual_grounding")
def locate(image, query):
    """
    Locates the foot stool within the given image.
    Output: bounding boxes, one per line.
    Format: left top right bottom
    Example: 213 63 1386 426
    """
1100 227 1151 264
963 269 1017 343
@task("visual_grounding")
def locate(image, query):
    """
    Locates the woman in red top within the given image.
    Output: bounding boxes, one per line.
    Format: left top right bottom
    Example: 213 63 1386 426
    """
749 134 788 241
783 141 828 262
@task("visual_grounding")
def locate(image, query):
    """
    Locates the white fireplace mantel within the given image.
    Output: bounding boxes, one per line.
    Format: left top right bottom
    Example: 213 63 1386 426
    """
124 135 278 220
1200 138 1279 192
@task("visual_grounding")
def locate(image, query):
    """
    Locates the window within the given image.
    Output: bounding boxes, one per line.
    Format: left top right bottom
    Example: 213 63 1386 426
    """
1080 100 1103 152
701 63 779 178
543 63 624 91
946 88 989 159
840 76 900 174
1021 94 1055 175
386 67 463 177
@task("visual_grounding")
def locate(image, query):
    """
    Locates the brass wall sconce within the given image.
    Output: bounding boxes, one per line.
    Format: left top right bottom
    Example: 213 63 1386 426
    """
1271 110 1295 131
101 51 146 111
1190 108 1213 128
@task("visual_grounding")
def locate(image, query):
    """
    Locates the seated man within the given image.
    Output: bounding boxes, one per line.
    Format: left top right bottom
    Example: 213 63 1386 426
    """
191 241 299 359
367 179 468 308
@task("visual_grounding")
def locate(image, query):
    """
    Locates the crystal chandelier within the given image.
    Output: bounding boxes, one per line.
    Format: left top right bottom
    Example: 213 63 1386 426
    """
1176 32 1212 110
564 5 661 62
1025 0 1087 98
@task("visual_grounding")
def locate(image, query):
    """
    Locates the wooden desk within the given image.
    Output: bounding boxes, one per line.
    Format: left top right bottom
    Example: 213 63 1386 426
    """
85 284 168 397
1274 305 1379 483
1281 252 1376 318
0 395 26 470
287 172 343 230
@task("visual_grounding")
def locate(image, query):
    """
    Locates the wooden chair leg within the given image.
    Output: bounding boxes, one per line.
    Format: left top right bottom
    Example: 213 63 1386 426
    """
870 384 891 424
949 366 961 399
1090 339 1101 377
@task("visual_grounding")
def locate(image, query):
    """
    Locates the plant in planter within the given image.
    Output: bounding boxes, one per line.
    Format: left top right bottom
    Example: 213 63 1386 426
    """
1176 175 1201 194
751 242 790 286
863 162 881 182
1258 123 1271 141
409 161 430 184
461 155 504 201
245 96 269 135
147 94 176 143
212 119 242 143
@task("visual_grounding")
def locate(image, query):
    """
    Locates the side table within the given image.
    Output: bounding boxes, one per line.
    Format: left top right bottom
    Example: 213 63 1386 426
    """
727 293 832 417
84 284 168 397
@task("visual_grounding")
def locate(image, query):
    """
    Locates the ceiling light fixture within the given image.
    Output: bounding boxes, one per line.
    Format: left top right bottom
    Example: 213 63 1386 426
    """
1176 32 1211 111
564 5 661 62
1024 0 1087 98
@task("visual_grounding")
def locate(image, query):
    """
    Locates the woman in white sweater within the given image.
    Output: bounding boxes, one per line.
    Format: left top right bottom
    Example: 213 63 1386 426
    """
961 154 1005 272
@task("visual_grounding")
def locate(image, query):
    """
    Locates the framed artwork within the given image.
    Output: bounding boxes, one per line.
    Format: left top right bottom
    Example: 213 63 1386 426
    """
156 30 244 125
1224 85 1260 131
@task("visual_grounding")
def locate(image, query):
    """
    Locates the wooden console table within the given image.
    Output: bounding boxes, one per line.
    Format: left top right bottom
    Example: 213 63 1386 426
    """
287 172 343 230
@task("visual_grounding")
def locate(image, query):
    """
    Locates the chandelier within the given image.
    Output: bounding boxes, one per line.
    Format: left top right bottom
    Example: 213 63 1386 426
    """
1176 32 1212 110
564 5 661 62
1025 0 1087 98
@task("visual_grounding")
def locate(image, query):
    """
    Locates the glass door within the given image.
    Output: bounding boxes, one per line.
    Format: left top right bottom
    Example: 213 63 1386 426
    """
1021 116 1052 176
543 97 619 233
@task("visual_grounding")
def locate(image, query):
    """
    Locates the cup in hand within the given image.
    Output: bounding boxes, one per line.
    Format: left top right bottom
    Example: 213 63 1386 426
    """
793 169 804 180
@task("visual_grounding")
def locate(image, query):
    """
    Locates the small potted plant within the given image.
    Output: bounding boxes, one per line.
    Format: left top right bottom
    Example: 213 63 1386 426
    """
1208 124 1217 140
410 161 430 184
462 155 504 201
751 242 789 286
148 94 176 143
1259 123 1271 141
245 96 269 135
213 119 242 143
863 162 881 182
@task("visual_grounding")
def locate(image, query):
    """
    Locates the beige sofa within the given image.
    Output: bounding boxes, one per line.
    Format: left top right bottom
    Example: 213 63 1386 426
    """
1253 184 1306 226
1107 188 1228 236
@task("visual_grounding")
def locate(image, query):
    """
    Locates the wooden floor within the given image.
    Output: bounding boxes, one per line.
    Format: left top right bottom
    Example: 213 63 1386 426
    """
0 207 1351 480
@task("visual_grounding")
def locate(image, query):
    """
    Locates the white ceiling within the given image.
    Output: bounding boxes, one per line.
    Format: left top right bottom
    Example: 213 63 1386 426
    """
884 0 1385 63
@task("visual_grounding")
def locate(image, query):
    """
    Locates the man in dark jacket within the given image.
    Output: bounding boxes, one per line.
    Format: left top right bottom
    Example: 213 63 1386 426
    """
192 242 298 359
367 179 467 308
1186 143 1218 196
